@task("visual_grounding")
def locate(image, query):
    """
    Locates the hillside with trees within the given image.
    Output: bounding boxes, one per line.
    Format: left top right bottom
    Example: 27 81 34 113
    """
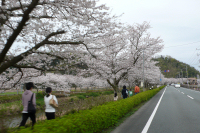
153 56 200 78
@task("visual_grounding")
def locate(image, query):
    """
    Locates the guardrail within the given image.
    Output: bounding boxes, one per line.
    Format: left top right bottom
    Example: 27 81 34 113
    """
181 84 200 91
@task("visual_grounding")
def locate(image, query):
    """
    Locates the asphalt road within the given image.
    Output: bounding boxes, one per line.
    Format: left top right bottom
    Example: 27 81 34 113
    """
111 86 200 133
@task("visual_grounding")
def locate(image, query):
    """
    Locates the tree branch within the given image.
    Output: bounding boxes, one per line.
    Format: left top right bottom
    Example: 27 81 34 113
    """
0 0 39 64
9 14 54 19
12 64 70 72
0 30 66 74
1 0 5 6
33 51 65 60
13 68 23 87
0 2 48 14
107 79 115 89
12 64 45 71
0 68 20 88
45 40 83 45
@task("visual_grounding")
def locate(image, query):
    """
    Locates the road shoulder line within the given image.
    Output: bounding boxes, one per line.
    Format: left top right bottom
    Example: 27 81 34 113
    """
141 87 167 133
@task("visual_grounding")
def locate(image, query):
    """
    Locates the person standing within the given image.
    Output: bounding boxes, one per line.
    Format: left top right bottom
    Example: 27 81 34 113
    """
44 87 58 120
114 92 118 101
128 89 133 97
19 82 36 127
134 85 140 95
121 85 128 99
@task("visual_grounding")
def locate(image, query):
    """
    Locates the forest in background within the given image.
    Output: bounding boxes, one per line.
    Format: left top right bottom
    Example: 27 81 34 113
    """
153 56 200 78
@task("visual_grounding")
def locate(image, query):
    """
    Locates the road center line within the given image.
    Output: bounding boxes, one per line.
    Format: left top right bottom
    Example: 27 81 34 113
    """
187 95 194 99
141 87 167 133
181 92 184 94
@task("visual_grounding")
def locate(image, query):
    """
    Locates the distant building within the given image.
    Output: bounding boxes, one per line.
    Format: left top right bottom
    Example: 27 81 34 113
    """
188 78 197 85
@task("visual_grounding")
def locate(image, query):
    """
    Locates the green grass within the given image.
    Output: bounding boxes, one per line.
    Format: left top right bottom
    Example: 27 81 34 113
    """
0 92 23 95
0 100 21 107
0 91 38 95
0 90 114 115
70 90 113 99
0 97 45 115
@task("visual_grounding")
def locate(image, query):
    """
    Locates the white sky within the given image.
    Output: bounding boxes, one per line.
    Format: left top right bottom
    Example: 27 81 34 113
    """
99 0 200 72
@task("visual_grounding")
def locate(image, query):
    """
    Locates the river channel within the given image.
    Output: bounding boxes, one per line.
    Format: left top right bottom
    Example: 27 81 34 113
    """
1 110 46 128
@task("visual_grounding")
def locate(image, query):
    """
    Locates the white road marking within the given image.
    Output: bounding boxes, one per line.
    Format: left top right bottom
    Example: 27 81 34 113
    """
181 92 184 94
187 95 194 99
141 87 167 133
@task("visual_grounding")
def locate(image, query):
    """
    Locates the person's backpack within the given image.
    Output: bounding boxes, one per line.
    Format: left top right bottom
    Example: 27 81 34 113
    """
126 90 128 95
28 93 36 113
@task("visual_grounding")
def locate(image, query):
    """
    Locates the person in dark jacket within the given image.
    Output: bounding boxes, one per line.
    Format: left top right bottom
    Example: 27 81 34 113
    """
121 85 128 99
19 82 36 128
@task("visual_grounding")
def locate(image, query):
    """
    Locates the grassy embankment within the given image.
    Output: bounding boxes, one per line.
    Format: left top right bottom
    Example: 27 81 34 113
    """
11 86 165 133
0 90 114 116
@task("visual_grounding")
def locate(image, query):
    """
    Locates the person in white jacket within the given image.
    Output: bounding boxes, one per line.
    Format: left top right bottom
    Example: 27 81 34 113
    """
44 87 58 120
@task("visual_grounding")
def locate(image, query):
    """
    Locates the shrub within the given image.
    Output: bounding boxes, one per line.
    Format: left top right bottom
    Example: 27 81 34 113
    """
102 91 114 95
0 92 45 104
36 92 45 99
77 95 85 100
15 86 165 133
0 95 21 104
88 92 100 97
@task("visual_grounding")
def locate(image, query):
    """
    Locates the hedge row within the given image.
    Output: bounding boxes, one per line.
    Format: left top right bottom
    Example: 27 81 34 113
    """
15 86 165 133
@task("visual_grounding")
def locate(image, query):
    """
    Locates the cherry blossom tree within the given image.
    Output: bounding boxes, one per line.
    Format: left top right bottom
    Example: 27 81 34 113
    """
30 73 109 92
0 0 121 89
84 22 164 92
124 59 163 88
162 78 187 85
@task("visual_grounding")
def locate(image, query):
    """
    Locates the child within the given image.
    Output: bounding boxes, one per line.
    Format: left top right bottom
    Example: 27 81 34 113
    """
129 89 133 97
114 92 118 101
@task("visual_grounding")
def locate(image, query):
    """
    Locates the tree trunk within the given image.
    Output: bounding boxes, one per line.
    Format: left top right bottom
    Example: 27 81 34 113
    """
106 79 119 92
113 86 119 92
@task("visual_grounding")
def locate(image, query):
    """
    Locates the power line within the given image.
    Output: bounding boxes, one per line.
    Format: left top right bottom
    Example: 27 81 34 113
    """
190 63 200 65
189 55 198 65
187 50 197 62
165 41 200 48
187 49 198 64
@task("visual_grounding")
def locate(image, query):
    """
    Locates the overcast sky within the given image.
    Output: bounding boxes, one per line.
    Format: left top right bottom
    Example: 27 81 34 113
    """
99 0 200 72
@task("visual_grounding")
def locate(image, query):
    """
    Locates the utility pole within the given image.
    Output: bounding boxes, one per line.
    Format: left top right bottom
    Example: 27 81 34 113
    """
186 66 189 88
197 74 199 90
160 71 161 85
197 48 200 90
181 69 183 84
142 49 144 92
